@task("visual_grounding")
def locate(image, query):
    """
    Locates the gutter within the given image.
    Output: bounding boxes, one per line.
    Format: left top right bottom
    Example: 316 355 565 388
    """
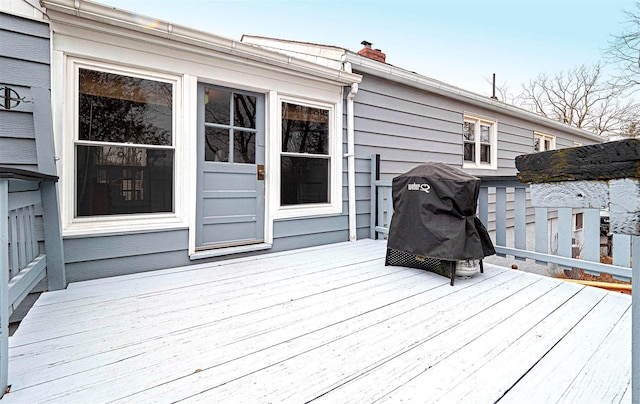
39 0 361 85
344 53 602 142
343 61 358 242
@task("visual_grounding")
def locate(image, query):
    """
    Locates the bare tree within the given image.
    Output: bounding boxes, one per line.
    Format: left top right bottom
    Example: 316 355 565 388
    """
607 2 640 89
516 63 640 139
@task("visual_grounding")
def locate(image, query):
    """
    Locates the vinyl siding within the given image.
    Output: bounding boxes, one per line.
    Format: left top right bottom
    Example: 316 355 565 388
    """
352 73 601 238
0 12 50 171
1 13 51 293
58 68 601 282
62 140 352 282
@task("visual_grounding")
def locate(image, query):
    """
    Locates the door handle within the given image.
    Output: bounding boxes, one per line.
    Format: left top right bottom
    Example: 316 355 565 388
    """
257 164 265 180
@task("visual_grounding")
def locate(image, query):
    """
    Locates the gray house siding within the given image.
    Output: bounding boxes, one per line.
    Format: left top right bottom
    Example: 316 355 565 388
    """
36 61 598 283
63 230 190 282
0 12 63 302
1 12 51 237
40 19 599 282
0 12 50 171
62 216 353 283
61 130 353 283
352 74 600 239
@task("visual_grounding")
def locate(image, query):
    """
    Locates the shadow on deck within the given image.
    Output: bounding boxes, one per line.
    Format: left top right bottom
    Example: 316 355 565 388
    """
4 239 631 403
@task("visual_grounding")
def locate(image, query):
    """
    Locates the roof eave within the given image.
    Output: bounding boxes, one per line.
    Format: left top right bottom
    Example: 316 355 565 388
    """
39 0 361 86
344 53 601 141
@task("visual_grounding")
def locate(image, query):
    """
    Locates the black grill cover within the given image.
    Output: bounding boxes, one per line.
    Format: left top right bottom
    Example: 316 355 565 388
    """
386 163 495 261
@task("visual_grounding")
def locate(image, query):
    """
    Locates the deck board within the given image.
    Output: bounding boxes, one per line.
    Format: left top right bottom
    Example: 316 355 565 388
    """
499 292 631 403
324 276 579 403
374 280 589 402
2 239 632 403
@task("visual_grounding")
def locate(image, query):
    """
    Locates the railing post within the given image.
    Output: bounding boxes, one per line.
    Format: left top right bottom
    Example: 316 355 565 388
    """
0 179 9 397
32 87 66 290
582 208 601 275
534 207 548 265
370 154 380 240
495 187 506 256
557 208 573 267
514 187 527 255
40 182 66 290
633 235 640 404
478 186 488 227
613 234 631 268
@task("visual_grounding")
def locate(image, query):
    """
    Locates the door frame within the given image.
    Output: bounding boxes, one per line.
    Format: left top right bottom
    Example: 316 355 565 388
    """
189 81 272 259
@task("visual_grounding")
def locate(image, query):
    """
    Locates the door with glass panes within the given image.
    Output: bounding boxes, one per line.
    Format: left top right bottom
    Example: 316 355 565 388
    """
196 84 265 250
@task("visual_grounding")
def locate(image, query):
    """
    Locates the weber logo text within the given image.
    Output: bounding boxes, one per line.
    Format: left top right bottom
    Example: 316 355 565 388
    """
408 183 431 193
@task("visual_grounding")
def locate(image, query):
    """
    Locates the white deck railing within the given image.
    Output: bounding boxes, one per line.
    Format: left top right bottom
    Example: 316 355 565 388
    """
369 155 632 281
1 167 65 397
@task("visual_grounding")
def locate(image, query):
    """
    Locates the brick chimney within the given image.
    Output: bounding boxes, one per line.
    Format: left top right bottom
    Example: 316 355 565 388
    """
357 40 386 63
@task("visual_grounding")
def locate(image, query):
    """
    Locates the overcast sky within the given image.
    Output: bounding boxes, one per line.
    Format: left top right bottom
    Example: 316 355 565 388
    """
98 0 635 97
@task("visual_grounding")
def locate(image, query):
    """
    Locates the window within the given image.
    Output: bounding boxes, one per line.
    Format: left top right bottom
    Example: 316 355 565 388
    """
272 97 342 219
574 212 584 231
463 114 497 169
280 102 330 205
75 67 175 217
534 132 556 152
204 87 257 164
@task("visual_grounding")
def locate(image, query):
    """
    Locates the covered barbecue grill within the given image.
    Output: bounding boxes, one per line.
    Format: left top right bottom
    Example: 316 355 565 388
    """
385 163 495 285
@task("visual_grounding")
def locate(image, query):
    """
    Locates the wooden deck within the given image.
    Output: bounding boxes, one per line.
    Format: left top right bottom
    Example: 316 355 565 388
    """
3 239 632 403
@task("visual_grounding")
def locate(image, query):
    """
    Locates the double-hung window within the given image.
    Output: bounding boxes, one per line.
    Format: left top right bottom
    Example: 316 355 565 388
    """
463 114 497 169
276 98 341 218
281 102 330 205
534 132 556 152
75 66 176 219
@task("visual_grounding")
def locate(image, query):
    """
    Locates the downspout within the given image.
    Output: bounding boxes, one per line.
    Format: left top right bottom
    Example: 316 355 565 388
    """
344 61 359 241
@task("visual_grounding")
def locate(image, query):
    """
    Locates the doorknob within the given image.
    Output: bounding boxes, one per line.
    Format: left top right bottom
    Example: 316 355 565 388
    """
257 164 265 180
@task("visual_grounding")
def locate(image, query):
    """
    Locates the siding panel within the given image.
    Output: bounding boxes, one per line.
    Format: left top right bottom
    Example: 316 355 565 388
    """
0 13 50 172
358 131 461 155
0 58 50 88
0 111 35 138
0 29 50 64
64 250 193 283
356 104 461 134
273 215 348 239
272 230 348 252
351 70 601 242
63 230 189 264
0 137 37 165
0 12 49 38
355 88 462 123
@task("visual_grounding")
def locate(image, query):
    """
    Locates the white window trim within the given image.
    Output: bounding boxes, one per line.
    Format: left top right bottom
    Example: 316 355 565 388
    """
534 131 556 152
269 95 342 220
61 57 187 236
462 114 498 170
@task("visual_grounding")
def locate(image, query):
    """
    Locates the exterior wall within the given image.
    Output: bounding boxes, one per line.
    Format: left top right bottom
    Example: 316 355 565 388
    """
353 74 601 239
47 13 354 282
0 12 51 259
0 12 49 171
36 7 603 283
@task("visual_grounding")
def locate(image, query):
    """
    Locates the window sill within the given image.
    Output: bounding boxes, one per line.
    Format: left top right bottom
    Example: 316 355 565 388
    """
273 203 342 220
62 216 186 238
463 163 497 171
